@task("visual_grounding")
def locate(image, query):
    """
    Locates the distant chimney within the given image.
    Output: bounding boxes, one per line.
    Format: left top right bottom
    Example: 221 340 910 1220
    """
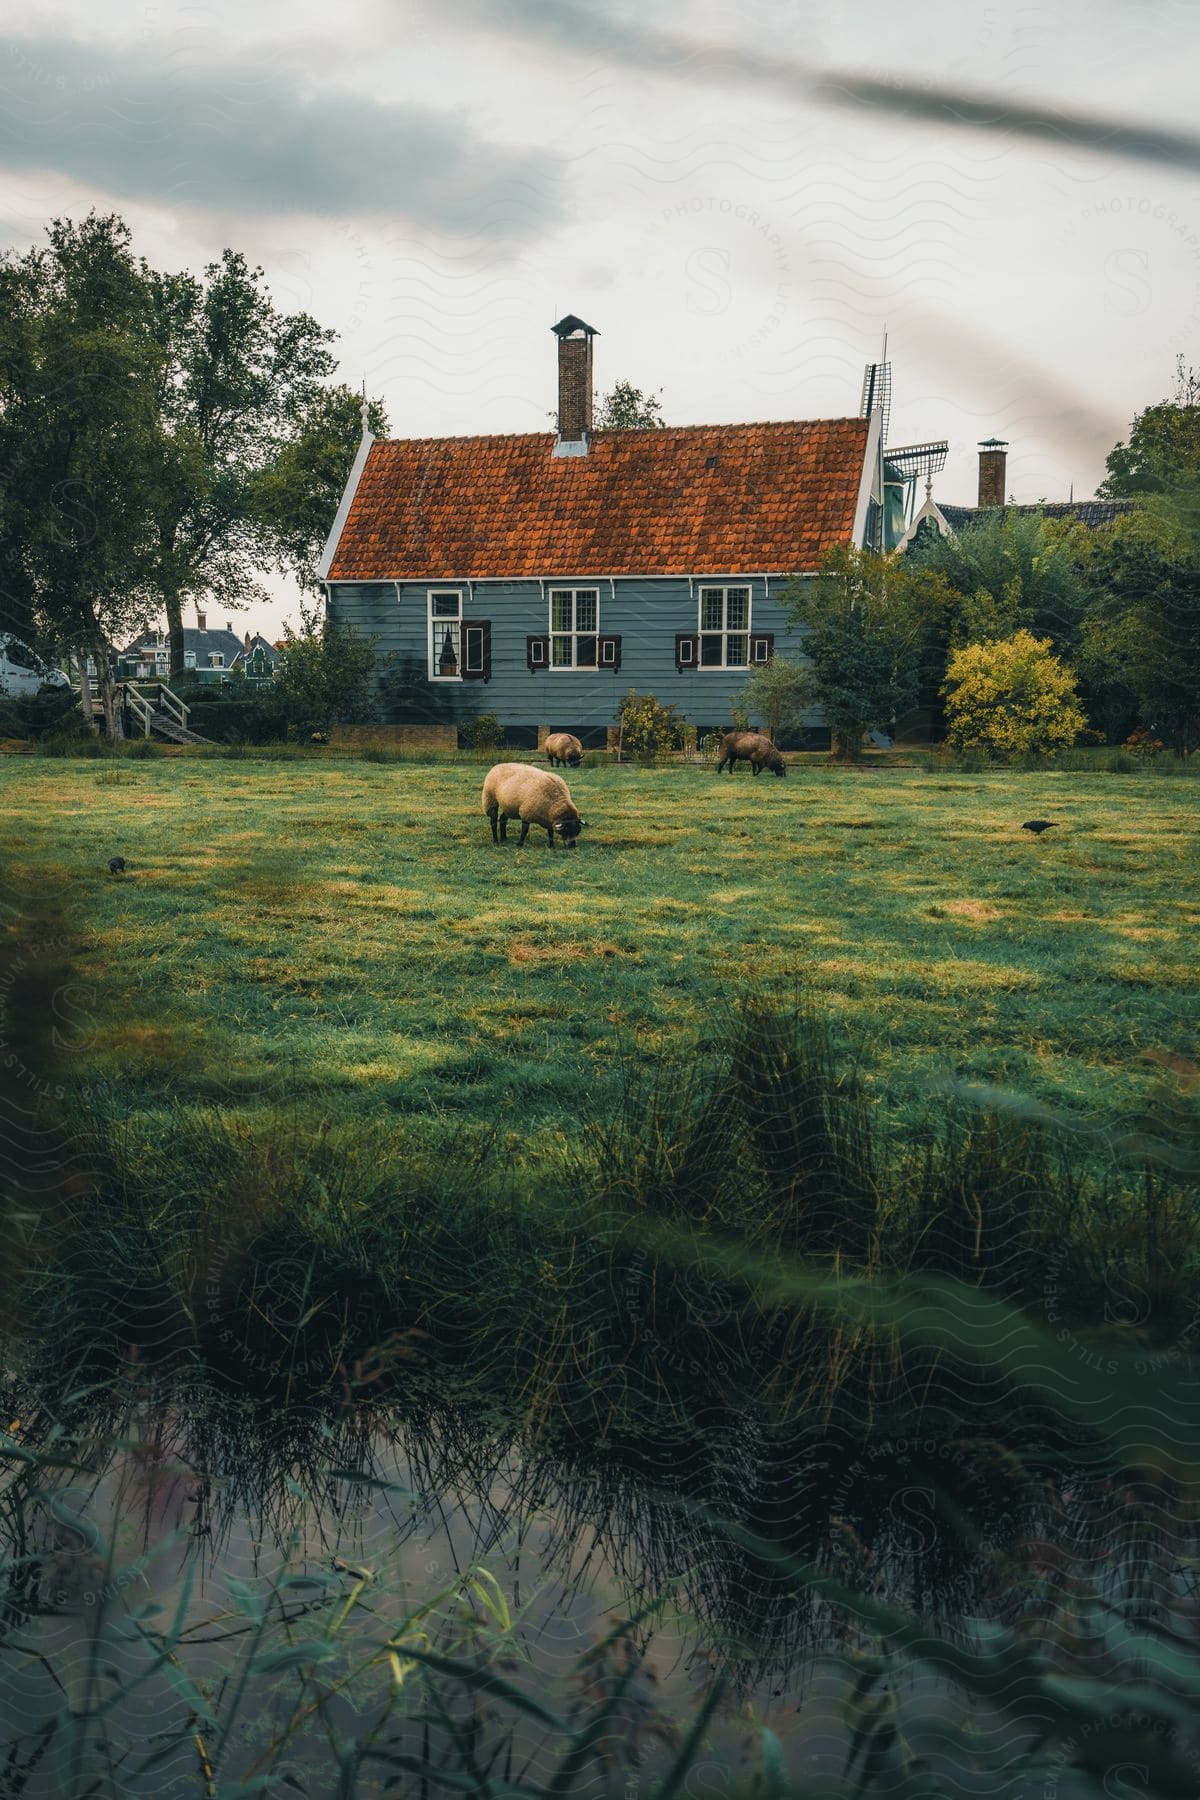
196 608 207 632
978 438 1008 509
226 621 233 634
551 314 598 448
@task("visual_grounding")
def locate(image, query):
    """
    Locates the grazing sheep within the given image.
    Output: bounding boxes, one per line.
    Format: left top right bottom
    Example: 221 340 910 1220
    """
715 730 786 778
482 762 587 850
545 732 583 768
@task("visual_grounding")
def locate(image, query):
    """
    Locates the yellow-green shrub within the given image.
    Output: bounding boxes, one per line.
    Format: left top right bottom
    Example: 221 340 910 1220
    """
942 630 1085 759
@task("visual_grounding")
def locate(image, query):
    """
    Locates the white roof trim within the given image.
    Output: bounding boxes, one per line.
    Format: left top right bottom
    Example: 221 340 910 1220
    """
316 430 374 582
897 490 951 551
851 409 882 548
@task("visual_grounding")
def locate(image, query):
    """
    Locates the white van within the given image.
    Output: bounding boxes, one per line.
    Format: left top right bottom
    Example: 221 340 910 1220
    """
0 639 70 698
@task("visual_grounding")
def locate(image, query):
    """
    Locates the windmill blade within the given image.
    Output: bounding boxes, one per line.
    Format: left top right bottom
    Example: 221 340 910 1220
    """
860 361 892 450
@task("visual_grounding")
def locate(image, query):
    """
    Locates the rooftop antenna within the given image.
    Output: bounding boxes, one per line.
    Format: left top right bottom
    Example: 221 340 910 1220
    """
360 378 370 436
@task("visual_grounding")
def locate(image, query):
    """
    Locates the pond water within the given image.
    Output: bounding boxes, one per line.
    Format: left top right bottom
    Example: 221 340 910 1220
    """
4 1391 1198 1797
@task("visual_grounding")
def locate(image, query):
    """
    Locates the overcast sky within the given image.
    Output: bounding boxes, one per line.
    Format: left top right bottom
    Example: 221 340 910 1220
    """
4 0 1198 636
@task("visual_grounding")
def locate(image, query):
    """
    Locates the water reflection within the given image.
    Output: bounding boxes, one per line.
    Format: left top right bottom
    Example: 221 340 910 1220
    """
4 1380 1198 1796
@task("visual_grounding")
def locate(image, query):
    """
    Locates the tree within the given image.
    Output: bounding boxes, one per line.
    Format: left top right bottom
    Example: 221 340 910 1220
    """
905 506 1088 649
783 547 950 757
275 604 378 737
1099 357 1200 497
1079 507 1200 756
0 214 163 738
732 656 815 743
594 380 665 430
252 386 389 593
3 214 388 711
942 631 1085 759
144 251 355 674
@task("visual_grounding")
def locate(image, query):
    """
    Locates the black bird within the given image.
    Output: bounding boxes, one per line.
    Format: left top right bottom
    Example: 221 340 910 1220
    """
1021 820 1056 836
108 856 126 875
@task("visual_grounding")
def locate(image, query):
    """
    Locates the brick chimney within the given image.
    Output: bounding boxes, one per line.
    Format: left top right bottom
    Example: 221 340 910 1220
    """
196 607 207 632
551 314 598 449
977 438 1008 508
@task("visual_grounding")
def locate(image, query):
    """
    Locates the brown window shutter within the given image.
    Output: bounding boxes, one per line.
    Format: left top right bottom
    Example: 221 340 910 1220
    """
751 631 775 664
461 621 490 680
526 634 549 671
598 633 621 670
675 633 697 669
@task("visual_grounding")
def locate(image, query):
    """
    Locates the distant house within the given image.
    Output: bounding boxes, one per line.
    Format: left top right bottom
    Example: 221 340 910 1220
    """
231 634 282 680
118 615 280 684
899 438 1135 550
318 316 892 743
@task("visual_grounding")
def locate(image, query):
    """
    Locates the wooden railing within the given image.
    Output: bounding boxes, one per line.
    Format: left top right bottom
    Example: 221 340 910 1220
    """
124 681 191 737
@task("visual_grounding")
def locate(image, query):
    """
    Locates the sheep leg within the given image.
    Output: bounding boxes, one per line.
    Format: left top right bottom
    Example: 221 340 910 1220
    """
487 801 500 844
499 811 510 842
517 820 530 847
546 824 555 848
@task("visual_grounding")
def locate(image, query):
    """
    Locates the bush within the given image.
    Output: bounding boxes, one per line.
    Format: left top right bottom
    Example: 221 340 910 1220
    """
732 656 815 742
458 713 506 751
617 690 684 759
0 684 85 742
942 630 1086 759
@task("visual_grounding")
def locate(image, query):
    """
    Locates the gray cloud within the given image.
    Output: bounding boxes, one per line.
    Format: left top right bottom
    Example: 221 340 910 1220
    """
448 0 1200 173
0 34 559 237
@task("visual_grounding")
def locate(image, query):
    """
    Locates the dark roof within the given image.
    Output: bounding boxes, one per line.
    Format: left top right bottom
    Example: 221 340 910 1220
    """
327 420 872 581
551 314 598 337
232 634 281 666
122 626 247 657
939 500 1136 531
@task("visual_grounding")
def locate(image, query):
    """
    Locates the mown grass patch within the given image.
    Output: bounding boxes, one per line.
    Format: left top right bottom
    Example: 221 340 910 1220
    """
3 755 1196 1150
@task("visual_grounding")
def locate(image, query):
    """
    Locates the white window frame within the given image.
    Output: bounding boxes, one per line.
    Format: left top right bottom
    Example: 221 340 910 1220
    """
428 589 464 681
548 586 600 672
210 652 224 669
184 651 197 669
697 584 752 670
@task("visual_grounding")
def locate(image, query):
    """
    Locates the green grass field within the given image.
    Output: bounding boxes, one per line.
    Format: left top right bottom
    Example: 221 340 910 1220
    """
4 751 1197 1153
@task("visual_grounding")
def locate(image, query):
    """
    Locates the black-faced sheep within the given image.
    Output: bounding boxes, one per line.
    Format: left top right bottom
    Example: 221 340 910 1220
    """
715 730 786 777
545 732 583 768
482 763 587 850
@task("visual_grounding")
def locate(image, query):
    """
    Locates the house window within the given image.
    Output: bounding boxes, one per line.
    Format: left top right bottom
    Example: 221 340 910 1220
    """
697 585 751 668
548 588 599 670
210 653 224 669
185 652 196 669
428 590 464 680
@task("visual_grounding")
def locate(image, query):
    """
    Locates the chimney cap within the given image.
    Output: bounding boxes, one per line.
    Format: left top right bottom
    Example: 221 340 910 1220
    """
978 437 1008 449
552 313 599 338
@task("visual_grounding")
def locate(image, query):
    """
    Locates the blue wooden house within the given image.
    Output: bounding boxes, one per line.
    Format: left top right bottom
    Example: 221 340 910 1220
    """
318 317 883 744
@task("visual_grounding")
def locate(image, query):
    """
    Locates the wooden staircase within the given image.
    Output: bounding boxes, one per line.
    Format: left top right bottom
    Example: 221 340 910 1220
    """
123 681 212 744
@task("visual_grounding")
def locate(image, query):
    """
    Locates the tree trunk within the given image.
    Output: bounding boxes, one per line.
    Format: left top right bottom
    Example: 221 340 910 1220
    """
77 653 98 733
165 587 186 681
92 635 124 742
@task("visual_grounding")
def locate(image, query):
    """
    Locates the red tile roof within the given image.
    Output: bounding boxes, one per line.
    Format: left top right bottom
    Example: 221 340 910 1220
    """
326 419 871 581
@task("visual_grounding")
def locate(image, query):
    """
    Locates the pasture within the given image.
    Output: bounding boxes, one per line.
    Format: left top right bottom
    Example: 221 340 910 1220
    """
4 751 1196 1155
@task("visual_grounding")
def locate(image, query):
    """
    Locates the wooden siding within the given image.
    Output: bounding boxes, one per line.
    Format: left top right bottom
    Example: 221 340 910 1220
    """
328 577 822 733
